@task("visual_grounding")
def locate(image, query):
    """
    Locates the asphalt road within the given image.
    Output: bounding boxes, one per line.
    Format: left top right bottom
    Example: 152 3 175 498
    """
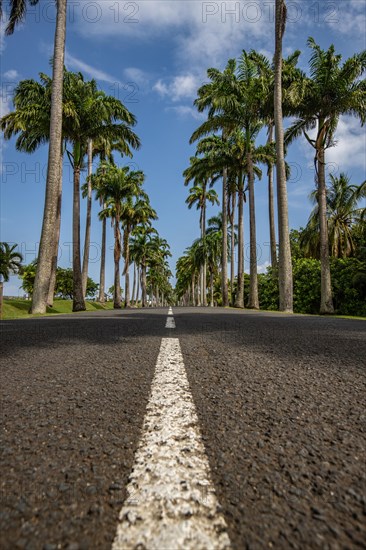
1 308 365 549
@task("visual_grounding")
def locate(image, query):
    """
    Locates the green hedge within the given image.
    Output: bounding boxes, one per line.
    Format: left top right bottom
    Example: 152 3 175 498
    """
257 258 366 316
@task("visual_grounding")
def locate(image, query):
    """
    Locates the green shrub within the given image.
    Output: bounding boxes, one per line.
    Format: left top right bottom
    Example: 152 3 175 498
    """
256 257 366 316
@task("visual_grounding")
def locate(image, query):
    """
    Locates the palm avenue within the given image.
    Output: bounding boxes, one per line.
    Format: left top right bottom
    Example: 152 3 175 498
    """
1 0 365 315
1 1 366 549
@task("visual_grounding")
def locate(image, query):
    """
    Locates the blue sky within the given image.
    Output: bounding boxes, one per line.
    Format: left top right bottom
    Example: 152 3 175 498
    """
1 0 365 296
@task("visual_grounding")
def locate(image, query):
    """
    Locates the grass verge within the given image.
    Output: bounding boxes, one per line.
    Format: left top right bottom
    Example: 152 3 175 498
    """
1 299 114 320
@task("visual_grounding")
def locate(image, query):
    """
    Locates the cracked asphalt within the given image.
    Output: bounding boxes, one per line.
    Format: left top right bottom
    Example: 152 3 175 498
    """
1 308 365 549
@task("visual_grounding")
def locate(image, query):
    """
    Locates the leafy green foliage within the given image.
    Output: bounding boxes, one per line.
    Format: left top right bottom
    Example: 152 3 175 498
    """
258 258 366 316
19 264 98 299
56 268 98 299
0 242 23 282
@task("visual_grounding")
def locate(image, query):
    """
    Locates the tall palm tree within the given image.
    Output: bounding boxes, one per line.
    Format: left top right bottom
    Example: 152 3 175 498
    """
122 193 157 307
1 0 68 314
196 130 269 308
129 225 158 307
274 0 293 312
184 170 219 306
97 164 141 308
81 135 131 300
286 38 366 313
86 139 123 303
192 60 240 306
250 47 303 279
62 72 140 311
1 71 140 311
301 174 366 258
0 242 23 317
81 139 93 296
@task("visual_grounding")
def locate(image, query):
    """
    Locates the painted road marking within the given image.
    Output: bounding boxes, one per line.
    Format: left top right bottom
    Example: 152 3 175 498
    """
165 316 176 329
112 338 231 550
168 307 173 316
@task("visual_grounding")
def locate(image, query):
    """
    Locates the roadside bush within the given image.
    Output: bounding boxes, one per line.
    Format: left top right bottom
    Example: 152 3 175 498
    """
257 258 366 316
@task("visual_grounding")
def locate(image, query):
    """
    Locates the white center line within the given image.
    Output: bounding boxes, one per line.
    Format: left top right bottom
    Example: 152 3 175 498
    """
112 338 231 550
165 316 176 329
168 307 173 316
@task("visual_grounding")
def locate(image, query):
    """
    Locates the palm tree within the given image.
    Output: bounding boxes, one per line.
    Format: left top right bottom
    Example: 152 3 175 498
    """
1 71 140 311
0 242 23 317
121 192 157 307
1 0 67 315
1 73 63 309
184 170 219 306
301 174 366 258
250 47 303 281
62 72 140 311
176 246 200 307
86 140 123 303
146 237 172 306
129 225 158 307
192 60 240 306
274 0 293 312
285 38 366 313
81 139 93 297
97 164 141 308
196 130 269 308
81 136 132 300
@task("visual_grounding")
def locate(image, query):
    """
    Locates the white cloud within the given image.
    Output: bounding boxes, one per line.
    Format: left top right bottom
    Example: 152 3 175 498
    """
0 19 6 54
257 261 270 274
65 51 121 84
327 0 366 37
123 67 150 88
166 105 205 120
74 0 271 70
3 69 19 80
0 82 14 118
153 74 199 102
299 116 366 175
326 117 366 173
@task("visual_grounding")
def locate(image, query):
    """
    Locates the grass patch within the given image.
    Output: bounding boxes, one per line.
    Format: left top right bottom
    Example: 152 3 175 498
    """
1 299 114 320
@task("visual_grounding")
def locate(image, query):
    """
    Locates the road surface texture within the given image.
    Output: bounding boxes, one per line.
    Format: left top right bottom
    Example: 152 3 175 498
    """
1 307 365 549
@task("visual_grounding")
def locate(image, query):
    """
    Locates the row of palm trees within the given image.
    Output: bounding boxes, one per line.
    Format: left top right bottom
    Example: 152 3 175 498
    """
1 66 173 309
177 29 365 313
1 69 143 310
1 0 68 313
88 162 173 308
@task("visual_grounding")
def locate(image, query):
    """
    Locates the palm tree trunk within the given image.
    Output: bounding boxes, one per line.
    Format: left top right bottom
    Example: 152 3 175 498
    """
114 221 122 309
267 124 277 270
131 262 137 305
141 262 147 307
230 192 236 305
191 275 195 307
123 227 131 307
72 165 86 311
82 139 93 296
317 145 334 314
47 158 63 306
0 279 3 319
210 271 214 307
247 154 259 309
136 264 140 305
98 213 106 302
274 0 293 312
202 202 207 306
125 270 130 307
222 167 229 306
235 173 245 308
31 0 67 314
